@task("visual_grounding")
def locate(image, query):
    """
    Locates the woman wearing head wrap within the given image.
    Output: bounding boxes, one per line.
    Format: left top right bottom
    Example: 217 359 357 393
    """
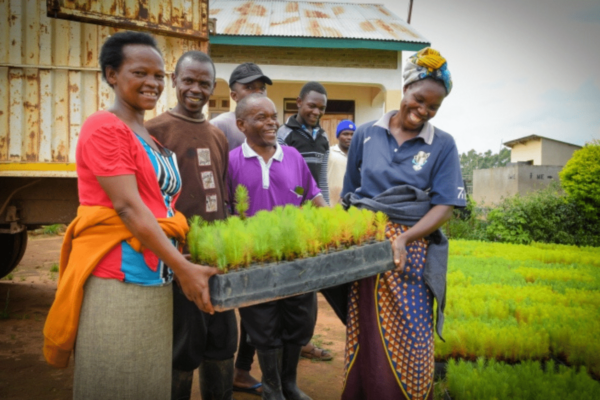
339 48 465 400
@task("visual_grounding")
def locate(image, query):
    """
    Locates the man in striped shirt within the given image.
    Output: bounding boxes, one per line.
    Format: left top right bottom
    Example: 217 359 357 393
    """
277 81 330 206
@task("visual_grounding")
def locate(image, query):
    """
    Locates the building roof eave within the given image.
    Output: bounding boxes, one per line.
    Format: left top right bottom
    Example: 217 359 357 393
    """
209 35 430 51
503 134 582 149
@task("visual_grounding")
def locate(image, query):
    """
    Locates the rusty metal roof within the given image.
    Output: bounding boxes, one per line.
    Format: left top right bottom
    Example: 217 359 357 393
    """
209 0 428 44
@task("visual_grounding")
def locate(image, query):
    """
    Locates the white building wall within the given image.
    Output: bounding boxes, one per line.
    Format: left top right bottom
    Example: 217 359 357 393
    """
214 53 403 121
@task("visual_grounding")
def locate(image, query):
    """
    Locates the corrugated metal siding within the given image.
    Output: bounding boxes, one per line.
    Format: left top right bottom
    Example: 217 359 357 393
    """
0 0 206 165
209 0 428 43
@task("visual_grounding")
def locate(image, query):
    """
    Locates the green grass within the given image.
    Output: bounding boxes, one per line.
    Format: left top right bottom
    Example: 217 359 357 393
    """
42 224 64 235
49 263 59 273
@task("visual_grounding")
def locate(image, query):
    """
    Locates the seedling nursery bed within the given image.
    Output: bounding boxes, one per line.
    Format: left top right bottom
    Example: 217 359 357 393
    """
208 240 393 311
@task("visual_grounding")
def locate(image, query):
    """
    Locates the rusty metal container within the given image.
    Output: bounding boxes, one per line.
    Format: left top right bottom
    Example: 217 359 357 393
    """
0 0 208 177
0 0 209 278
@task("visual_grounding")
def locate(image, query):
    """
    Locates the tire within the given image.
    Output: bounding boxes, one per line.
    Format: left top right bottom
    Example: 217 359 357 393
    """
0 230 28 278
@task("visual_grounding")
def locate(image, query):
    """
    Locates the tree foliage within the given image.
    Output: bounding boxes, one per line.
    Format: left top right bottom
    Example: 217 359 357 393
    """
460 147 511 179
559 140 600 216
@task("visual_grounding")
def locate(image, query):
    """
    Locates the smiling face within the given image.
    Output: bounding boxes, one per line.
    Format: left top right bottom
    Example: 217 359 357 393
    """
171 58 215 119
230 79 268 103
399 78 446 132
106 44 165 112
236 97 280 148
297 90 327 128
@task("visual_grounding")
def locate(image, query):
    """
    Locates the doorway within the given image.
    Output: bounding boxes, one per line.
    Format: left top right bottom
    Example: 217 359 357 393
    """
283 99 355 144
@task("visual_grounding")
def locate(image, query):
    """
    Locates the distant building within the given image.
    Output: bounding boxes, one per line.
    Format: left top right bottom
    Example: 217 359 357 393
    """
473 135 582 206
504 135 582 166
207 0 429 143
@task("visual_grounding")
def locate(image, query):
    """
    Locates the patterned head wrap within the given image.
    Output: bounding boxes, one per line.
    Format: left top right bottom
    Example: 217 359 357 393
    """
403 47 452 95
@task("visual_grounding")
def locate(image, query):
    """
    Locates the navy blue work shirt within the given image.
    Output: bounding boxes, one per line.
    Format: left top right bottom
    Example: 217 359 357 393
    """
342 111 466 208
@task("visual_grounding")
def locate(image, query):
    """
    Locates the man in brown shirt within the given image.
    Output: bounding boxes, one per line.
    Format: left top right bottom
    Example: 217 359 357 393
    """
147 51 235 400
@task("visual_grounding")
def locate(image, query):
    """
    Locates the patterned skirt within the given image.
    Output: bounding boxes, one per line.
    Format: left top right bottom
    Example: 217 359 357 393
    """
341 223 434 400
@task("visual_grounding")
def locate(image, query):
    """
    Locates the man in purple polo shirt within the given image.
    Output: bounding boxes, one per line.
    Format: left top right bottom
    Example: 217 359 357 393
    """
228 93 326 400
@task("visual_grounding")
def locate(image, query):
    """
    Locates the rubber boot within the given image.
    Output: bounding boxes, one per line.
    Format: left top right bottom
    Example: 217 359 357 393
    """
171 368 194 400
256 348 285 400
281 345 312 400
199 358 234 400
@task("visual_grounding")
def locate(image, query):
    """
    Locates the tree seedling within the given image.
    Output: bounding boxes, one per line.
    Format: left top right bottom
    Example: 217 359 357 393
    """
188 187 389 272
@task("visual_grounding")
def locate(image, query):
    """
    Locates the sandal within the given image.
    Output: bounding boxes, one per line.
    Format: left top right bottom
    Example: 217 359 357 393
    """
300 343 333 361
233 382 262 396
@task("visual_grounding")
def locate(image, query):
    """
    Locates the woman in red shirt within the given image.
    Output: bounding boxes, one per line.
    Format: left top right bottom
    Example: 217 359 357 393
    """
45 31 218 399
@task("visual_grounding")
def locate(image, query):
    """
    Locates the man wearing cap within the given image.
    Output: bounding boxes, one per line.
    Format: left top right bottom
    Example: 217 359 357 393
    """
211 62 273 151
327 120 355 206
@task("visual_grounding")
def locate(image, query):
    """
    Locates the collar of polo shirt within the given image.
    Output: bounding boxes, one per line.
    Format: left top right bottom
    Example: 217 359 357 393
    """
374 110 435 145
241 140 284 189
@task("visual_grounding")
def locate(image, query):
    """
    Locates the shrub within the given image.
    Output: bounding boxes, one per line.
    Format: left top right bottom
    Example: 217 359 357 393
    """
560 140 600 216
443 197 489 241
485 182 600 247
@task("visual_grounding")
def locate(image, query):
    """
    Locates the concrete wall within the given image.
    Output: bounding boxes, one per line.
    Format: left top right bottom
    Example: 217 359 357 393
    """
473 165 563 206
517 165 563 195
510 140 542 165
473 165 519 206
540 138 581 166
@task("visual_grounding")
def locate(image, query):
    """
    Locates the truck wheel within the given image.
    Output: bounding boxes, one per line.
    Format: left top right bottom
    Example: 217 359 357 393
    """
0 230 28 278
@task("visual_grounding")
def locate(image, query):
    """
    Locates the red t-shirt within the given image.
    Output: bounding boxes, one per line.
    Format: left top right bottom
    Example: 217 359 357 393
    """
76 111 178 283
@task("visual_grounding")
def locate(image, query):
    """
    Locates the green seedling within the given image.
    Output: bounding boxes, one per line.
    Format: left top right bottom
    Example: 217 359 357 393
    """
186 192 386 271
234 184 250 220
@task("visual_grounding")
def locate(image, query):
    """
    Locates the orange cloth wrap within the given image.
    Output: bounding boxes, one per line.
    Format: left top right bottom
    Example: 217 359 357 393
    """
43 205 189 368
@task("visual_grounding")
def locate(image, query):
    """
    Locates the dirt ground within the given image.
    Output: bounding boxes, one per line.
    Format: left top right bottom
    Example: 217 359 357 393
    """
0 235 347 399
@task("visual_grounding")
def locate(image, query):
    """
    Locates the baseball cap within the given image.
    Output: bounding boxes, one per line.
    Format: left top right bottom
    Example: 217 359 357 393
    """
229 63 273 87
336 120 356 138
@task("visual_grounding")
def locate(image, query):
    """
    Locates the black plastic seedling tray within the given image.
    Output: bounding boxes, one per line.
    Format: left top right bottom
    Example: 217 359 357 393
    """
208 240 394 311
